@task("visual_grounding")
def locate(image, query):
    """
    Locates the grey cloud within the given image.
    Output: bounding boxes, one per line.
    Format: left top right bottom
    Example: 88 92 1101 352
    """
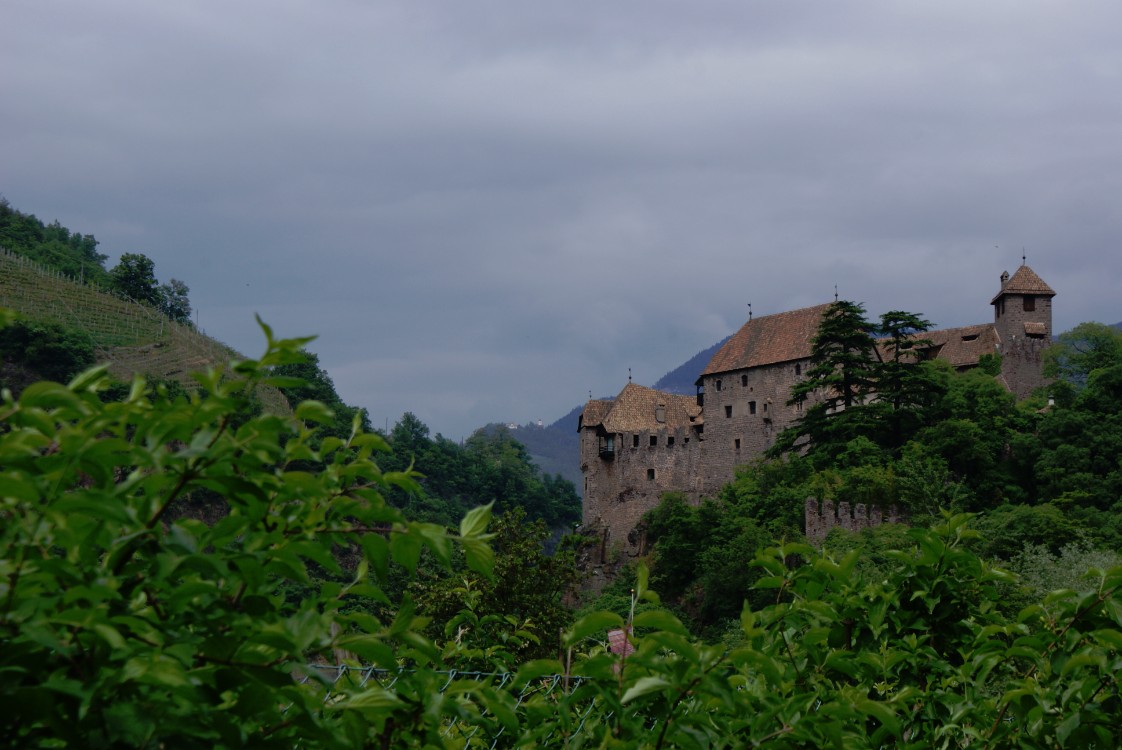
3 1 1121 439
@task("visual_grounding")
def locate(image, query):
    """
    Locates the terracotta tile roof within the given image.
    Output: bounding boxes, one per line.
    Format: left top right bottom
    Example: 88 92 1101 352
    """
599 383 700 433
991 265 1056 303
578 399 615 430
700 303 831 378
877 323 999 369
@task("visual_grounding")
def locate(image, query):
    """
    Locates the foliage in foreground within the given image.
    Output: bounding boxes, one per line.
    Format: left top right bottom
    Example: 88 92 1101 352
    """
0 319 497 747
6 313 1122 747
548 515 1122 748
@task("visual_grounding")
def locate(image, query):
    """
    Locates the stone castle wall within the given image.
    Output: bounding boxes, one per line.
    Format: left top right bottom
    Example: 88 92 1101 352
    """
697 360 811 495
804 497 908 545
580 424 702 558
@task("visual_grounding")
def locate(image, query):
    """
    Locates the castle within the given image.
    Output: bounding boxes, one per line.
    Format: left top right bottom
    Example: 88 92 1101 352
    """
578 265 1055 557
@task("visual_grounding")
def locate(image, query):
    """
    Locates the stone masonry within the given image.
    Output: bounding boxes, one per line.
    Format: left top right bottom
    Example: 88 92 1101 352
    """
803 497 909 545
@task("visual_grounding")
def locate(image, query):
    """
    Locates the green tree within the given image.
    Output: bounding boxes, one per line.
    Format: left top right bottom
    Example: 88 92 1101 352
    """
1044 321 1122 394
0 199 110 285
414 507 583 665
875 310 948 451
272 348 371 442
109 252 160 305
0 318 96 385
773 300 880 461
157 278 192 323
1034 364 1122 513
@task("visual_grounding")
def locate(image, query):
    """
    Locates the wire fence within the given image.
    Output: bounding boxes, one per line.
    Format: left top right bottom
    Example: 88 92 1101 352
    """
299 666 604 748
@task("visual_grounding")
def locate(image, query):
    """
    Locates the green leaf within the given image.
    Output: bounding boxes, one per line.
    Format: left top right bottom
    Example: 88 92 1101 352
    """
460 502 493 538
563 611 623 648
1056 710 1081 746
50 496 131 525
632 609 688 636
622 676 672 704
338 686 406 714
19 381 85 412
390 529 422 572
853 696 900 736
294 400 336 425
461 537 494 577
514 659 566 688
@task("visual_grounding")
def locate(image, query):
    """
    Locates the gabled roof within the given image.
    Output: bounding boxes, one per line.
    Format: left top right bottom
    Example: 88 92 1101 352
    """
578 399 615 431
700 303 831 378
877 323 999 369
584 383 699 433
991 265 1056 303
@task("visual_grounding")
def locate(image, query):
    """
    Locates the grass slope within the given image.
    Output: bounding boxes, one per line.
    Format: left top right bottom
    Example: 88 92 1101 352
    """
0 248 287 412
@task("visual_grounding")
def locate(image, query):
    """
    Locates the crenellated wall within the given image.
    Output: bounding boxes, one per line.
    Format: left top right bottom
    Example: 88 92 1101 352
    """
804 497 909 545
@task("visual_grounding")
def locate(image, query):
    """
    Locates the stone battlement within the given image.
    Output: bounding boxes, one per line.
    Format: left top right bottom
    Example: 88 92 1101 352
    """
804 497 908 545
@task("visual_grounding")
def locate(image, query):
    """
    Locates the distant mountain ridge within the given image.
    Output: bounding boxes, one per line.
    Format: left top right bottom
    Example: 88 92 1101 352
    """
653 337 731 394
494 336 729 497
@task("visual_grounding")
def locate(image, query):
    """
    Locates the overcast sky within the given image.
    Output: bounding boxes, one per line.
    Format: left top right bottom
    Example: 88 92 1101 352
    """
4 1 1121 439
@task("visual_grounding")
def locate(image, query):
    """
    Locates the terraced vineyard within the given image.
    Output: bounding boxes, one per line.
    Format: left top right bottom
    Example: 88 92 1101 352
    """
0 248 288 412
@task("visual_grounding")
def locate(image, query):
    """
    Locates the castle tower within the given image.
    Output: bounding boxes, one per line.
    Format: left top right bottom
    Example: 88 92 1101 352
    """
991 264 1055 398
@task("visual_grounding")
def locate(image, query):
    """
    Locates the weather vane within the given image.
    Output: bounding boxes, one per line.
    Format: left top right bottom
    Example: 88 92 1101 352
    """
748 302 752 321
834 284 839 302
628 367 632 383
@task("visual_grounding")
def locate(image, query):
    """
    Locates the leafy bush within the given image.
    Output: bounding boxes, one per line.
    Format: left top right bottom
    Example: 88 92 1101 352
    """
0 319 496 747
0 318 96 384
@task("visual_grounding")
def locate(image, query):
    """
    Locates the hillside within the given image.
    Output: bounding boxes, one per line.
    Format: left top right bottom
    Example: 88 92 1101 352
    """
0 248 287 412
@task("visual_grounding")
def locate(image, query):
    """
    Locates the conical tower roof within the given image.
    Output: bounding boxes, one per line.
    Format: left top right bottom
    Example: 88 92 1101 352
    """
991 265 1056 304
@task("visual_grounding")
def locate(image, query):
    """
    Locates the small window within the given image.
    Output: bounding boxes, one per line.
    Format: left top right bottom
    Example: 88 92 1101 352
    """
646 468 655 481
763 402 768 412
1024 295 1036 312
961 334 978 342
749 401 756 415
715 379 723 392
632 434 639 448
795 363 802 376
684 437 690 444
650 435 658 447
741 374 748 387
724 405 732 418
734 438 741 450
667 436 675 447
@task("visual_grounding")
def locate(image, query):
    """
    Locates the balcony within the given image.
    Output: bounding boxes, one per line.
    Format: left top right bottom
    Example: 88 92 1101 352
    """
598 435 616 459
